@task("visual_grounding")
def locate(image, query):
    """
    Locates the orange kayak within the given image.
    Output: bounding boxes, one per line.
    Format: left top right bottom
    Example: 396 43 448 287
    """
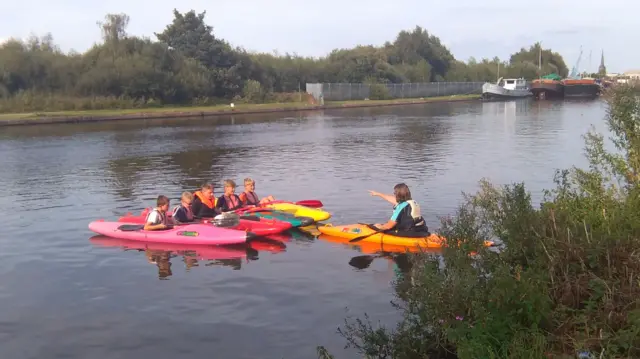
317 223 494 248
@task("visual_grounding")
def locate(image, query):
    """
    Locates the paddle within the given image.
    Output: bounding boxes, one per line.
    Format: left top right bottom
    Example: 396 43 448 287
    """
349 224 388 243
118 224 174 231
259 199 324 208
295 200 323 208
348 252 412 270
348 254 383 269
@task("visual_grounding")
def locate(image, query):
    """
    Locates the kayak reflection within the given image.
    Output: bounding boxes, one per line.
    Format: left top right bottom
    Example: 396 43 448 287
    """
88 234 294 279
317 234 443 271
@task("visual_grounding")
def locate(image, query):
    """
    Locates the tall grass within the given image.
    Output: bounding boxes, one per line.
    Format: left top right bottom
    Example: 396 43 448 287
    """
0 90 312 114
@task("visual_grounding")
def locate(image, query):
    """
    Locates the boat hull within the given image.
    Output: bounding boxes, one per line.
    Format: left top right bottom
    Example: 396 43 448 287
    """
530 80 564 99
482 83 532 100
562 79 600 99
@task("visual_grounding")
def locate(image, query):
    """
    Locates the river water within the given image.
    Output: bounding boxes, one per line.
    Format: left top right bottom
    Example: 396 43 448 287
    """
0 99 608 358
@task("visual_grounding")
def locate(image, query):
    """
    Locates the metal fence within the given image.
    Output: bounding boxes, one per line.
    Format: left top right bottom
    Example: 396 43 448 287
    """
306 82 485 103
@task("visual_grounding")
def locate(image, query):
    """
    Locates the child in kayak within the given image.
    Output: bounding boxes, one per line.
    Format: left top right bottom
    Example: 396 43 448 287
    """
368 183 428 234
239 177 276 206
192 183 218 218
172 191 195 223
144 195 173 231
216 179 244 212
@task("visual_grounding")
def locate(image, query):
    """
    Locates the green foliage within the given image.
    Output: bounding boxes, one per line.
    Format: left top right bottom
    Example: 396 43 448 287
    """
322 85 640 358
0 10 569 114
509 42 569 78
241 79 265 103
368 84 391 100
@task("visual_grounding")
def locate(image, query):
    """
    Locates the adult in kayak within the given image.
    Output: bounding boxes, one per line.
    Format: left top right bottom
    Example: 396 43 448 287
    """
239 177 276 206
192 183 218 218
368 183 428 233
216 179 244 212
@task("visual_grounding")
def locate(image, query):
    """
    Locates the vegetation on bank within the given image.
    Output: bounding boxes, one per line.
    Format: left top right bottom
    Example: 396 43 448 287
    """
0 94 480 122
1 10 568 114
319 84 640 358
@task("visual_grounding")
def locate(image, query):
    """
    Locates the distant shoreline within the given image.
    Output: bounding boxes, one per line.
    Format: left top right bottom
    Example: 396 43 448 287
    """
0 94 480 127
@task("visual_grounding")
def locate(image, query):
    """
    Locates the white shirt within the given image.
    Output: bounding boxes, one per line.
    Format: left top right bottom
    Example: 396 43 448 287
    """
146 209 166 225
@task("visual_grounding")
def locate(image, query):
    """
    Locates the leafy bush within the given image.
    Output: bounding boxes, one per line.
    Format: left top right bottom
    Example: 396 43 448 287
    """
369 84 392 100
320 84 640 358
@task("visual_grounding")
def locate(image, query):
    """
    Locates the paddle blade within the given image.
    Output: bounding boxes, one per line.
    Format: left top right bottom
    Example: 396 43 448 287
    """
295 200 323 208
348 255 376 269
117 224 145 231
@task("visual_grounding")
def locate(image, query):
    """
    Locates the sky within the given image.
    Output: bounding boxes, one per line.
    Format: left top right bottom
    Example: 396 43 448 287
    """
0 0 637 73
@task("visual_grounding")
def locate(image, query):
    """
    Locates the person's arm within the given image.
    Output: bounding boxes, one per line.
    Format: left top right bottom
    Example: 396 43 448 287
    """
215 196 227 212
368 190 397 205
192 198 203 218
375 220 397 231
144 212 167 230
374 202 406 230
173 207 188 223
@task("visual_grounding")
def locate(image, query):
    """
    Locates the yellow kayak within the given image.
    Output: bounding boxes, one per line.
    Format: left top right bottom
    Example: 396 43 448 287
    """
265 202 331 222
317 223 494 248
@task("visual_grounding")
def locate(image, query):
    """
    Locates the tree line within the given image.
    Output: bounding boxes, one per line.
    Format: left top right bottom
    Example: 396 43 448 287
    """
0 10 570 113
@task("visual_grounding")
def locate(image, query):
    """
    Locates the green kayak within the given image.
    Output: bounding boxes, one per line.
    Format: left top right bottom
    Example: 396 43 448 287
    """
241 209 314 227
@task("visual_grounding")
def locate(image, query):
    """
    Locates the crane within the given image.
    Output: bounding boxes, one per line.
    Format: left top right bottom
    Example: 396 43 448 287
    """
568 46 583 79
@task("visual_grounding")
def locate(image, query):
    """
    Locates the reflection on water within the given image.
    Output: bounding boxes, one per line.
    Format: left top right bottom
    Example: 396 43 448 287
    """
0 99 608 359
88 229 317 279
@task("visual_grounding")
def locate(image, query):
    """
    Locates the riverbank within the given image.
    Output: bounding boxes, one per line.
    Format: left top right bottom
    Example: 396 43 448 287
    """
0 94 480 127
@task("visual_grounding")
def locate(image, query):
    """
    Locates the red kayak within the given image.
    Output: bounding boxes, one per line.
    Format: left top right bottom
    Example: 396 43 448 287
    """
118 208 292 237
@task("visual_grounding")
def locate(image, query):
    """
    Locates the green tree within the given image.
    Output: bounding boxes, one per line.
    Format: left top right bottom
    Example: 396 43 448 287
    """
0 10 570 113
510 42 569 78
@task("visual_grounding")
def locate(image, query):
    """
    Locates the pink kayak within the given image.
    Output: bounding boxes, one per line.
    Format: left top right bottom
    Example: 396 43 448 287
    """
88 220 252 245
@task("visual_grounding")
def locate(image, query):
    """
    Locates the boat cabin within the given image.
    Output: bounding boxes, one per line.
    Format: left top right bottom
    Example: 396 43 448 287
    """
498 78 528 90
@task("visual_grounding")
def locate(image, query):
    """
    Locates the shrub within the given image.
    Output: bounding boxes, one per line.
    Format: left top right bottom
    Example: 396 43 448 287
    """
369 83 392 100
241 79 265 103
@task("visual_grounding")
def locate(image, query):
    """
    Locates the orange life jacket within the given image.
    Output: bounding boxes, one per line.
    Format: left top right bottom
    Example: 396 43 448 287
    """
193 191 215 209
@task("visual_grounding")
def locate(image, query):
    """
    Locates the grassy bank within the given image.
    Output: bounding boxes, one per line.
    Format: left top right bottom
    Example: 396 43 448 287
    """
0 94 480 126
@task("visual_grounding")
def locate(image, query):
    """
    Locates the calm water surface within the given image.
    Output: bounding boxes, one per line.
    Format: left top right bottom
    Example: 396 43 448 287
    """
0 99 608 358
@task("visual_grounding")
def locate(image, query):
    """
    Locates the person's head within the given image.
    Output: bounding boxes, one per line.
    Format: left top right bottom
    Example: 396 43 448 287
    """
244 177 255 192
180 192 193 207
393 183 412 203
200 183 213 199
223 179 236 195
156 195 170 212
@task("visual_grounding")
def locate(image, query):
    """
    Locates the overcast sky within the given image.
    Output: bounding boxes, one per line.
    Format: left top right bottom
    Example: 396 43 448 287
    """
1 0 637 73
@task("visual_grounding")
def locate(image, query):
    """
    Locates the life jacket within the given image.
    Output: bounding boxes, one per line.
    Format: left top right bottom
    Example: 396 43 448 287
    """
193 190 215 209
223 194 241 211
395 200 427 232
172 204 194 222
241 191 260 206
146 208 168 225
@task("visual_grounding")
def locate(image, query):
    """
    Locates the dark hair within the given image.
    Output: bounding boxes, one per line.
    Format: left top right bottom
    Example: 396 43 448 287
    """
157 195 170 206
201 183 213 191
393 183 412 203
